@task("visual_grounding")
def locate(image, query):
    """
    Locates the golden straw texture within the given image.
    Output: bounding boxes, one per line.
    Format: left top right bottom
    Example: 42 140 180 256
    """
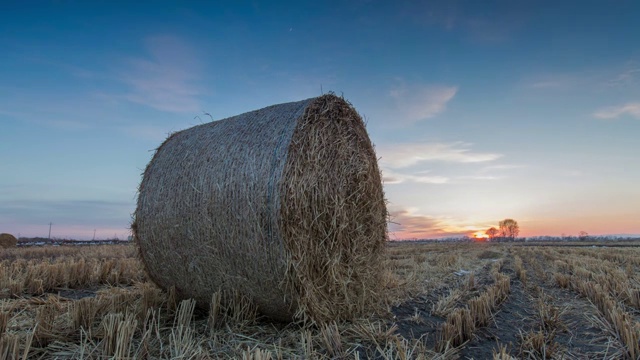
0 233 17 248
133 94 387 322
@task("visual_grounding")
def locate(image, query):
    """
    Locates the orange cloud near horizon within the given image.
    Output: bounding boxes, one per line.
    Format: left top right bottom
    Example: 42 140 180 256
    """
388 209 640 240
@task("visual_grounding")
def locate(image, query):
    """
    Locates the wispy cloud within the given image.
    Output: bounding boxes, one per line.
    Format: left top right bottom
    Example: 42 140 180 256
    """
388 208 449 239
378 142 502 169
593 102 640 119
382 168 505 185
390 84 457 123
522 72 580 90
383 170 449 185
607 65 640 87
117 35 203 113
388 208 470 240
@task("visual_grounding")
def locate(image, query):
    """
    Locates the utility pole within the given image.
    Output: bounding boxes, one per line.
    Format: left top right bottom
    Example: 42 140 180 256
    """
93 229 96 241
48 222 53 240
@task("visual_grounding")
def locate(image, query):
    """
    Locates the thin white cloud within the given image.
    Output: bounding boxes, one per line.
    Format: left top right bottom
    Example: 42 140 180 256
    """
117 35 203 113
378 142 502 169
390 84 457 122
608 67 640 87
522 72 579 90
382 169 449 184
593 102 640 119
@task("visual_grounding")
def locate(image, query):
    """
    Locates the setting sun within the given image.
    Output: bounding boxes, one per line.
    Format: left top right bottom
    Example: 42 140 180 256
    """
472 231 489 240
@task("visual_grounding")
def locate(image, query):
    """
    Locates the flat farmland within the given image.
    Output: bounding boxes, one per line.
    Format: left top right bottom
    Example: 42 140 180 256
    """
1 241 639 359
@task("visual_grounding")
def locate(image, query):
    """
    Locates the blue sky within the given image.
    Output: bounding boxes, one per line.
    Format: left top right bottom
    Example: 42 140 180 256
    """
1 1 639 239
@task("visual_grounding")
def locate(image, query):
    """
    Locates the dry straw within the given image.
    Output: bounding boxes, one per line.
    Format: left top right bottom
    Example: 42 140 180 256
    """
133 94 387 322
0 233 17 249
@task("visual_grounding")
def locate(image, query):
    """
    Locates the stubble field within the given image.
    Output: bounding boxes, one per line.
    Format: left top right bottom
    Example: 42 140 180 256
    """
1 241 639 359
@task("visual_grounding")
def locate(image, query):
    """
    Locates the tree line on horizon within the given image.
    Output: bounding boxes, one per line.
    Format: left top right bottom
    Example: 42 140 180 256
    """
484 219 598 242
484 218 520 241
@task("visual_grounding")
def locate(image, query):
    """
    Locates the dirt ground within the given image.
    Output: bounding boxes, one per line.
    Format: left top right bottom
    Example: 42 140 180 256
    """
389 243 640 359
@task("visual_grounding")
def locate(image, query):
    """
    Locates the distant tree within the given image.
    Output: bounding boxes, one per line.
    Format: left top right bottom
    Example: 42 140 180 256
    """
485 227 499 239
578 231 589 241
499 219 520 240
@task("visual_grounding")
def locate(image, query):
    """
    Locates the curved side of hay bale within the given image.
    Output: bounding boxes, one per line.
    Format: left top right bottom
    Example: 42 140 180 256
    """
0 233 18 248
133 94 387 322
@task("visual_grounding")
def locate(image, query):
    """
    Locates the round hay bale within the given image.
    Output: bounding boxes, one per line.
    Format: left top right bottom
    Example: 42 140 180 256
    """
133 94 387 322
0 233 18 248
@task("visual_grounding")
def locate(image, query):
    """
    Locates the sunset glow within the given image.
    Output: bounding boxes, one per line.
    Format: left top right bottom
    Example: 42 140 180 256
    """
472 231 490 240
